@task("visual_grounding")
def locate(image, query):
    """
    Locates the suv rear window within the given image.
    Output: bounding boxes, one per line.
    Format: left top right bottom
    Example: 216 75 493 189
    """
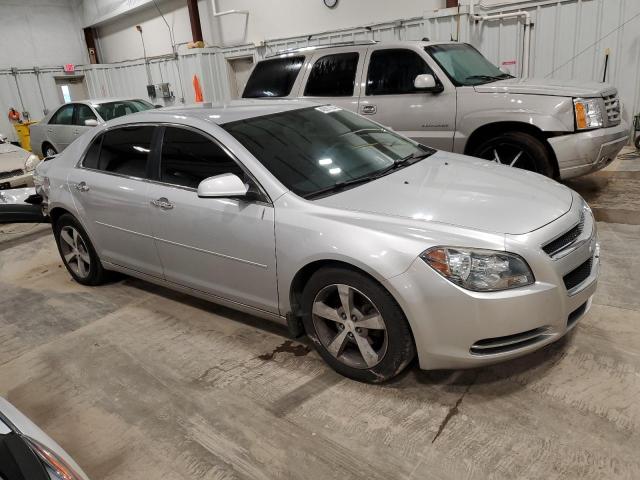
304 52 359 97
243 56 305 98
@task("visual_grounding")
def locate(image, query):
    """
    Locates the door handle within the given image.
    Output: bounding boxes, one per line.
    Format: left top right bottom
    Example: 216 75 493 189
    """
361 104 377 115
151 197 174 210
75 181 90 192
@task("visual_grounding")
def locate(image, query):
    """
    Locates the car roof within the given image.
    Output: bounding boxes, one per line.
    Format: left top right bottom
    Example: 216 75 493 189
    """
81 98 149 106
116 99 322 125
265 40 462 58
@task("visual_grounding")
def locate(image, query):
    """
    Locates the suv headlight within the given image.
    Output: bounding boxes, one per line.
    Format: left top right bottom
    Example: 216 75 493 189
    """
24 154 41 172
421 247 534 292
574 98 603 130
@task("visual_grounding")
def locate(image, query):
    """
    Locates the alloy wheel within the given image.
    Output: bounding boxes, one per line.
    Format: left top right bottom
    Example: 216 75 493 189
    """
59 226 91 279
46 147 56 157
477 142 538 172
312 284 388 369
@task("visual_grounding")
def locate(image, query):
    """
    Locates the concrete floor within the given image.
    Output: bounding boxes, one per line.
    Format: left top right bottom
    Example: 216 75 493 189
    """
1 148 640 479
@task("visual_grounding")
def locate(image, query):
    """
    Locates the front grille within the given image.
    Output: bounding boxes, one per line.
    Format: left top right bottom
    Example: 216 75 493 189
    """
0 169 23 180
470 327 551 355
563 257 593 292
567 301 588 329
542 212 584 256
603 93 621 126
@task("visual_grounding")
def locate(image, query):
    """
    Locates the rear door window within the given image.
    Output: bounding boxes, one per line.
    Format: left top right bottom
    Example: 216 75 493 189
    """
242 56 305 98
160 127 244 189
49 104 75 125
96 126 155 178
304 52 359 97
366 49 434 95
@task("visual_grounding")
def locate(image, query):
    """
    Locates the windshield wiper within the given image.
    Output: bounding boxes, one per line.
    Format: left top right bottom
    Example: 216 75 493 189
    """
303 148 435 200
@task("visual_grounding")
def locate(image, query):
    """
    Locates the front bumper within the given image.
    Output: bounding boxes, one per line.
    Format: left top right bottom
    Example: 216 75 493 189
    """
550 120 629 179
0 171 34 190
384 196 599 370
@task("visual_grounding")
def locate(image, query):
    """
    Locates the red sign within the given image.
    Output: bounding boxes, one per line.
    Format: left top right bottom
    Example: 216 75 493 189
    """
501 60 517 66
64 64 75 73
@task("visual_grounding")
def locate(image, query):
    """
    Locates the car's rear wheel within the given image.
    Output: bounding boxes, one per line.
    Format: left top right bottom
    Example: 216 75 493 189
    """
53 213 107 286
43 143 57 157
635 135 640 150
301 267 415 383
471 131 555 177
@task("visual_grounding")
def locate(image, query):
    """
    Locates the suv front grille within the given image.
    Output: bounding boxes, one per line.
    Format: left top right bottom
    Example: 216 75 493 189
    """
603 93 621 126
542 212 585 256
0 169 23 180
563 257 593 292
470 327 551 355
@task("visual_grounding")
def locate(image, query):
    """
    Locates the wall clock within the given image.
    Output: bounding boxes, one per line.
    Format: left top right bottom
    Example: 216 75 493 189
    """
324 0 338 8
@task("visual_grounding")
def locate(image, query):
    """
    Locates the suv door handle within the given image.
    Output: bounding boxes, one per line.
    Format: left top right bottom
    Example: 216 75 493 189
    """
75 181 90 192
361 105 377 115
151 197 174 210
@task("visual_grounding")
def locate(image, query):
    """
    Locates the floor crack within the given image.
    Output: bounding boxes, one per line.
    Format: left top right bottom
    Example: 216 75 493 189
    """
431 373 477 444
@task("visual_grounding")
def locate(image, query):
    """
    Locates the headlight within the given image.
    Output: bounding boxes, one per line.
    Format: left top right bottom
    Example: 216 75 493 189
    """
421 247 534 292
24 436 84 480
574 98 603 130
24 154 41 172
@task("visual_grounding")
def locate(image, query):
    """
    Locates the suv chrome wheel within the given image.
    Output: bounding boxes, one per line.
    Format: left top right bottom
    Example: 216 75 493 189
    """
312 284 388 369
59 225 91 279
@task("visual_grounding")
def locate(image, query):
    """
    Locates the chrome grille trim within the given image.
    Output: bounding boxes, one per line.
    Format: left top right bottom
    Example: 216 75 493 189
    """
0 169 23 180
603 93 621 126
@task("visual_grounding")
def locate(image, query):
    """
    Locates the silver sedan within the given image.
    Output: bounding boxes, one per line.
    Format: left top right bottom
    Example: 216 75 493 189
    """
34 100 599 382
30 98 154 158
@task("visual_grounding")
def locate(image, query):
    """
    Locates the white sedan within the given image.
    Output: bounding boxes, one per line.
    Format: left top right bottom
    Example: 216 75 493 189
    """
0 134 40 190
30 98 155 158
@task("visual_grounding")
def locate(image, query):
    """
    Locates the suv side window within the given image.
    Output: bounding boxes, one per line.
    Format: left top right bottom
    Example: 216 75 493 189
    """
304 52 359 97
366 49 434 95
97 126 155 178
75 104 97 126
50 104 75 125
160 127 245 189
242 56 305 98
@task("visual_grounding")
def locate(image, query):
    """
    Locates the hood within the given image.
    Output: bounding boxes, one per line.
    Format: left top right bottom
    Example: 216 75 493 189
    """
0 143 29 172
474 77 614 97
315 152 573 235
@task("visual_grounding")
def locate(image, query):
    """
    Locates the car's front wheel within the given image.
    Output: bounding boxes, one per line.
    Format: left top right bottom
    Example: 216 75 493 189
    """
470 131 555 177
301 267 415 383
53 213 107 286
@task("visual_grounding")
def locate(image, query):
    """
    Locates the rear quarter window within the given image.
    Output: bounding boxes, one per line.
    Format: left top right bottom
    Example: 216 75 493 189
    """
242 56 305 98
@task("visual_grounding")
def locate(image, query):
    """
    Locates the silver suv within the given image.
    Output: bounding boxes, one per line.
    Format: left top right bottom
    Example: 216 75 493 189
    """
243 40 629 179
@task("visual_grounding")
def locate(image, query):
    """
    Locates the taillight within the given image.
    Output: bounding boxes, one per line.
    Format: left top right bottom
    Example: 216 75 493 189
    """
24 436 84 480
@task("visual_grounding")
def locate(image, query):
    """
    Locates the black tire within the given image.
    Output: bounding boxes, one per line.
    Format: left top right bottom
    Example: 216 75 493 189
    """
42 143 57 157
53 213 108 286
301 267 415 383
470 131 555 177
635 135 640 151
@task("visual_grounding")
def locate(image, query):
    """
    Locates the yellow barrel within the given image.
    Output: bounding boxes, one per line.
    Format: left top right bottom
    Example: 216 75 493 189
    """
13 121 37 152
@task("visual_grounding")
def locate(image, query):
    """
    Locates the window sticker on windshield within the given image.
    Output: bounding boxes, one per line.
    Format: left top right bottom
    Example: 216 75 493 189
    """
315 105 342 114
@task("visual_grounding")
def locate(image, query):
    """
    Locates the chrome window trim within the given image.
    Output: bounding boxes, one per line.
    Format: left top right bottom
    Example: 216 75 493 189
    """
75 121 273 205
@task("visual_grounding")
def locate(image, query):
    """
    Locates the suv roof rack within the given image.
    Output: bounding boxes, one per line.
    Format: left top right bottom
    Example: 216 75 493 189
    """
266 40 378 58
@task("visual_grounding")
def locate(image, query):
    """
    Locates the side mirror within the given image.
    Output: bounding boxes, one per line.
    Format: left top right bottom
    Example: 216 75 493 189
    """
84 119 99 127
197 173 249 198
154 104 163 109
414 74 443 93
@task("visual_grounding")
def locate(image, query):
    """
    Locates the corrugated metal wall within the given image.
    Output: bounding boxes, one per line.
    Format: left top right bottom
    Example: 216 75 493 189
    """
1 0 639 145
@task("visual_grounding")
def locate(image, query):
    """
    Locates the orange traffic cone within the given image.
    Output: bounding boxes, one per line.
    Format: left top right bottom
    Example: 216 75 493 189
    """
193 75 204 103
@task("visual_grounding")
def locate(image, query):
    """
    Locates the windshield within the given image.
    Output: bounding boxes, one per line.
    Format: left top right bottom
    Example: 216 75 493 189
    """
93 100 154 121
425 44 512 86
223 106 433 198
